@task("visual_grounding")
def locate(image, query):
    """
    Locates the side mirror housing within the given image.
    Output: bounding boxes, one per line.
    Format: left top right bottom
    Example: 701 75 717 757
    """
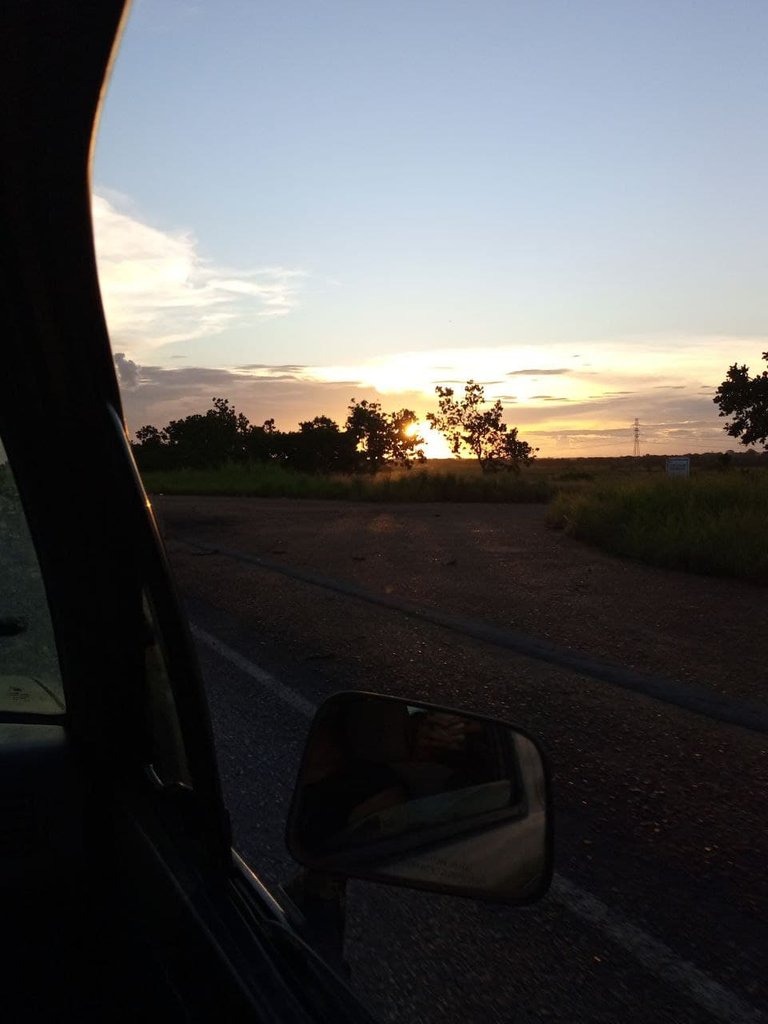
286 692 552 904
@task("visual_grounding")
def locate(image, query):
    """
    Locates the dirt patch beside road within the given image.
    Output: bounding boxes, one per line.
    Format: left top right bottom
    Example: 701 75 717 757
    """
155 496 766 706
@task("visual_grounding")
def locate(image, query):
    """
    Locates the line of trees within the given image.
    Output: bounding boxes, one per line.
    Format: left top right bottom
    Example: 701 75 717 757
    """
131 382 538 475
130 353 768 474
132 396 423 474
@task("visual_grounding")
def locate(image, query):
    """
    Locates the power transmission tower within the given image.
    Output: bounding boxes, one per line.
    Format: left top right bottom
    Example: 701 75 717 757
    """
633 418 640 457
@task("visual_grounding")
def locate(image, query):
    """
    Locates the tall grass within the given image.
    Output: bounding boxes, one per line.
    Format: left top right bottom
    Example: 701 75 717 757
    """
142 461 552 503
548 473 768 582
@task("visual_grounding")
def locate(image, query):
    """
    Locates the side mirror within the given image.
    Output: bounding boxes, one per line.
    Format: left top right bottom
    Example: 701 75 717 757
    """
286 692 552 904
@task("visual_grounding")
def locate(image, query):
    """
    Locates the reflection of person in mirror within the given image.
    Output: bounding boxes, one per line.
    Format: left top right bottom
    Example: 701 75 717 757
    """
406 711 498 796
296 703 507 853
296 716 409 852
297 704 461 850
411 711 468 760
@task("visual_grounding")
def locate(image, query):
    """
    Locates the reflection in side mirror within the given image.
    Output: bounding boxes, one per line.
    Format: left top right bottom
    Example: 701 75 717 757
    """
286 692 552 904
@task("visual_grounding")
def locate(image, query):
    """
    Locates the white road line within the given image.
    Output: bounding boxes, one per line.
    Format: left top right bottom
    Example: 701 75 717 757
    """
191 622 765 1024
190 624 316 718
549 876 764 1024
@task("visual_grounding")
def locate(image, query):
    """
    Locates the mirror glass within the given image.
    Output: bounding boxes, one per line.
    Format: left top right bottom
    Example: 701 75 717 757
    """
286 693 551 903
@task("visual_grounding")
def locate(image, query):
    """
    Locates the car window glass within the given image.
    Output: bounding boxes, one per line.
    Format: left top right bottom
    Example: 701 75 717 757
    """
0 439 64 713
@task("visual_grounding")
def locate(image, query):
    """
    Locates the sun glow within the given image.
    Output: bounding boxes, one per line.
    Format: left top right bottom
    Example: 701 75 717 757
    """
413 422 454 460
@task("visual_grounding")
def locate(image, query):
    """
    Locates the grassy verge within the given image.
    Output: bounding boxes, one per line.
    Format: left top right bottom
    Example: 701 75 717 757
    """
141 462 553 503
547 473 768 582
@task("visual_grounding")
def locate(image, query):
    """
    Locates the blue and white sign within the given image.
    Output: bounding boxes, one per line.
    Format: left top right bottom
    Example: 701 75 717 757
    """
665 457 690 478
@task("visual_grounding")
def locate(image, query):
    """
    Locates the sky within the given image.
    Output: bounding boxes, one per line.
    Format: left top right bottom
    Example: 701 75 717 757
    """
93 0 768 457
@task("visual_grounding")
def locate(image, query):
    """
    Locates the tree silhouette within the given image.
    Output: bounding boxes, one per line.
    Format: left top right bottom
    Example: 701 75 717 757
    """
133 397 250 469
714 352 768 449
427 380 536 473
160 396 250 467
135 424 166 448
292 416 358 473
388 408 426 467
345 399 424 471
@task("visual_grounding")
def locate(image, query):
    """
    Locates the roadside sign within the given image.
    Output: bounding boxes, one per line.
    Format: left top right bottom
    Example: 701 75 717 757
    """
666 457 690 478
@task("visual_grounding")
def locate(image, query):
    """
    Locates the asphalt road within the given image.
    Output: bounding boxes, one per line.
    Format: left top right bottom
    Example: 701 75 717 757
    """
158 501 767 1024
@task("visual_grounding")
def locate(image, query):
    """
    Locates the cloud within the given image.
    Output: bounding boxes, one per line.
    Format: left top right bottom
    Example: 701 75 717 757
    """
529 427 640 439
92 194 304 354
507 368 570 376
432 379 504 387
235 364 307 373
502 378 740 453
115 354 743 456
114 358 424 439
310 339 763 409
114 352 140 389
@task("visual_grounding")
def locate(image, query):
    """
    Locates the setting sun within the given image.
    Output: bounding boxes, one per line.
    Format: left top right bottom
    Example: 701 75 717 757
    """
412 421 454 460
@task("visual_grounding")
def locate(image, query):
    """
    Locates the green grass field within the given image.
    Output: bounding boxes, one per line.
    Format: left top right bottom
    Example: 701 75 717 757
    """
548 471 768 583
141 460 553 503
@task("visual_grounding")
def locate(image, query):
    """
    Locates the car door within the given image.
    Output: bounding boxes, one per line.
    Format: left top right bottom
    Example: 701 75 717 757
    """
0 3 379 1020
